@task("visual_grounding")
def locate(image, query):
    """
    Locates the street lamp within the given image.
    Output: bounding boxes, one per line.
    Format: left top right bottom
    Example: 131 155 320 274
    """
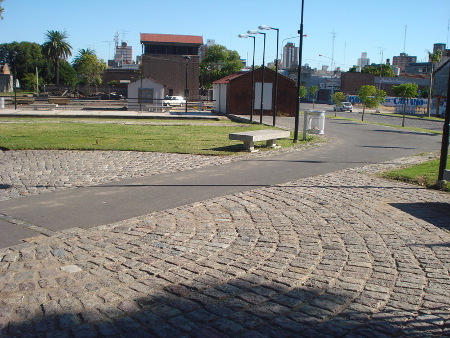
319 54 333 73
248 30 266 124
259 25 279 127
238 33 256 122
294 0 305 142
184 55 190 114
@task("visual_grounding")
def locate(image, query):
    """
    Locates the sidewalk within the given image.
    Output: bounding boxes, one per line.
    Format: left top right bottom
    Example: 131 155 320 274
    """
0 107 221 120
0 159 449 337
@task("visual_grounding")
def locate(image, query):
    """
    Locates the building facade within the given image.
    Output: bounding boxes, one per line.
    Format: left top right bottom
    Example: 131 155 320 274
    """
282 43 298 70
0 64 12 92
140 33 203 99
392 53 417 73
357 52 370 70
213 67 297 116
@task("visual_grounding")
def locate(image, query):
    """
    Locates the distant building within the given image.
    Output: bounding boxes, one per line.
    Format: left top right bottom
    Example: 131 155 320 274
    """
199 39 215 61
357 52 370 70
0 64 13 92
140 33 203 99
392 53 417 73
282 43 298 69
114 41 133 66
405 62 432 74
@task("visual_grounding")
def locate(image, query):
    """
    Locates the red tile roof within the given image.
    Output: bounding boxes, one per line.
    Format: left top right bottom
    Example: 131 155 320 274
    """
212 72 246 84
140 33 203 45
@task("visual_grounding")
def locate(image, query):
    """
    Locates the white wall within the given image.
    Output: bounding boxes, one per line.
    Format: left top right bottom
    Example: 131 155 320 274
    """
127 78 164 111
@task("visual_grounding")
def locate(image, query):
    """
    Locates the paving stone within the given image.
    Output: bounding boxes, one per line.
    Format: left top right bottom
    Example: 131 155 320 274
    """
1 150 449 336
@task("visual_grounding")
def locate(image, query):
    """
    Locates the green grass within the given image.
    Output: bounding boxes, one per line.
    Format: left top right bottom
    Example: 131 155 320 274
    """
0 119 303 155
382 157 450 192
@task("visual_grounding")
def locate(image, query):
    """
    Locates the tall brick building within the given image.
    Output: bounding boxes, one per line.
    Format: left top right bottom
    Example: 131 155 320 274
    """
140 33 203 99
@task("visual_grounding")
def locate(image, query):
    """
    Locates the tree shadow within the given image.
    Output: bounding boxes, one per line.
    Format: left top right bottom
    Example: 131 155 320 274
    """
390 202 450 231
2 274 448 337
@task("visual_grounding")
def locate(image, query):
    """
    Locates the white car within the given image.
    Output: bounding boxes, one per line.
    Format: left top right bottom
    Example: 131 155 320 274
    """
334 102 353 112
162 96 186 106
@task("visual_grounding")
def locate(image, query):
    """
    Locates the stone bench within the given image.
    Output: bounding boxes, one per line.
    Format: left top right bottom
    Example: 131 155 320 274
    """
229 129 291 152
146 104 171 113
30 103 58 111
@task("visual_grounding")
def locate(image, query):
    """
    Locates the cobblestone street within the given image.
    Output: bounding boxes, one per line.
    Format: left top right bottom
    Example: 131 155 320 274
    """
0 148 449 337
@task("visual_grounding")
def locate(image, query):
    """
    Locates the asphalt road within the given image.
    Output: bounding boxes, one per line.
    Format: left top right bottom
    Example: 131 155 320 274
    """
0 116 442 249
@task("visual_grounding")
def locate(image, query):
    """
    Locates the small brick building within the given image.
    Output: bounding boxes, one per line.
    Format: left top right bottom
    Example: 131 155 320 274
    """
140 33 203 100
213 67 297 116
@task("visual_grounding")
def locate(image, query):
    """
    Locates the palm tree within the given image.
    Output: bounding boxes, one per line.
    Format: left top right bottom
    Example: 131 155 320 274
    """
42 30 72 85
72 48 96 71
426 49 442 117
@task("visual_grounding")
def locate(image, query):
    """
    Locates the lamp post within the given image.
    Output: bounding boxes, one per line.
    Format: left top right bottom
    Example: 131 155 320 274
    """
238 34 256 122
294 0 305 142
248 30 266 124
11 51 18 110
184 56 190 114
259 25 279 127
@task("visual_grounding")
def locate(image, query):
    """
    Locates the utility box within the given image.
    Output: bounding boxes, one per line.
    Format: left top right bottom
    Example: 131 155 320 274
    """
306 110 325 135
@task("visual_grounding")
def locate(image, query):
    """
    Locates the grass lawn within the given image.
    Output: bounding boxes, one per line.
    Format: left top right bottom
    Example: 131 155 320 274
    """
0 118 303 155
382 157 450 192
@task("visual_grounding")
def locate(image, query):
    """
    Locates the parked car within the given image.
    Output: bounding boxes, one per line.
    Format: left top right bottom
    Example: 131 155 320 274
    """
334 102 353 112
162 96 186 106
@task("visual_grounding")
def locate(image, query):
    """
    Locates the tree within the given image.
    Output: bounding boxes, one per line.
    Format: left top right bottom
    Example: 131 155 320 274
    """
392 83 418 127
358 85 386 121
331 91 346 117
362 64 395 77
0 0 4 19
73 53 106 89
59 60 78 87
22 72 42 92
72 48 96 69
42 30 72 85
299 86 307 100
426 49 442 116
0 42 48 83
200 44 242 89
308 85 319 108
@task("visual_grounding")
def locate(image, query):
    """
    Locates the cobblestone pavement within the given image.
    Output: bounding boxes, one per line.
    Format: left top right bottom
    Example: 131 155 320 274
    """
1 151 449 337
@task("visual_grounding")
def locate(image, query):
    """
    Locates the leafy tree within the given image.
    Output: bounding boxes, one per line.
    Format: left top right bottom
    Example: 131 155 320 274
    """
331 91 346 116
0 42 48 82
362 64 395 77
42 30 72 85
308 85 319 109
358 85 386 121
73 53 106 88
59 60 78 87
200 44 242 89
392 83 418 127
22 72 43 92
299 86 307 99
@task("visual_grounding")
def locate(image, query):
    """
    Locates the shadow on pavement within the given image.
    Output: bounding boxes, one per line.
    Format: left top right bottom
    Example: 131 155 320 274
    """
3 277 445 337
390 202 450 232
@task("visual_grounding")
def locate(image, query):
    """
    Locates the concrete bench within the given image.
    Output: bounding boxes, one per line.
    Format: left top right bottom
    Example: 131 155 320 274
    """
146 104 171 113
229 129 290 152
30 103 58 111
